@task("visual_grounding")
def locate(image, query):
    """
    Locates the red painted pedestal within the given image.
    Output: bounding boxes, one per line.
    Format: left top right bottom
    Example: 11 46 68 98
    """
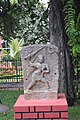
14 94 68 120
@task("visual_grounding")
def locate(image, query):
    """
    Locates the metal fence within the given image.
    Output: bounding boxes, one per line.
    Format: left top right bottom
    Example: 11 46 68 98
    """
0 60 23 83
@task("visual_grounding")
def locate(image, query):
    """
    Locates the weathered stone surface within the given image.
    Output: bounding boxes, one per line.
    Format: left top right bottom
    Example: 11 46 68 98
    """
21 44 59 100
0 104 9 113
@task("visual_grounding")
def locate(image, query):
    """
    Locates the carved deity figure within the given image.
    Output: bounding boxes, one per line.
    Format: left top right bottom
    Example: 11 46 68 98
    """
26 55 50 91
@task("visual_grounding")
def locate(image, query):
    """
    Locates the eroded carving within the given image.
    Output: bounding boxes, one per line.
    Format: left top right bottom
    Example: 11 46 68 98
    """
21 44 59 100
26 55 50 91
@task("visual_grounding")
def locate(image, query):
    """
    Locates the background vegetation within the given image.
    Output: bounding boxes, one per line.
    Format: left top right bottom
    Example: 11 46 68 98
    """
0 0 80 102
63 0 80 97
0 1 80 120
0 0 49 44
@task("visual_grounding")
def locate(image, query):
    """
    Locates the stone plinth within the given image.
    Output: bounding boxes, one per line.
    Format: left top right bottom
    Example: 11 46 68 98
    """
21 44 59 100
14 93 68 120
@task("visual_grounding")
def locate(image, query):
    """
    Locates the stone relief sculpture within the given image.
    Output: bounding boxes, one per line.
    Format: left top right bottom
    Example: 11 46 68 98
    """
21 44 59 100
26 55 50 91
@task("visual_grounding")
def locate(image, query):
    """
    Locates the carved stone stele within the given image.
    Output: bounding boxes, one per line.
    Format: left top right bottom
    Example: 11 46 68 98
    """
21 44 59 100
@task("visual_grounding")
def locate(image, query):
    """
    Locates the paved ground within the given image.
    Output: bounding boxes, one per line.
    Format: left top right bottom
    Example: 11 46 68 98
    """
0 82 23 90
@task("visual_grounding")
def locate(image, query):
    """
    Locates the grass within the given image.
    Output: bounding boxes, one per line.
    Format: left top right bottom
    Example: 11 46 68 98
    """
0 90 80 120
69 106 80 120
0 90 23 120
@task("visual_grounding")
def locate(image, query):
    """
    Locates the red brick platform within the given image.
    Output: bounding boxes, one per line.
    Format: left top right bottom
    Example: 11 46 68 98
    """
14 94 68 120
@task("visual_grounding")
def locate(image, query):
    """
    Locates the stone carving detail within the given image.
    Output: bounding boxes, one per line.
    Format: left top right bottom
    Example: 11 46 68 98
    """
27 55 50 91
21 44 59 100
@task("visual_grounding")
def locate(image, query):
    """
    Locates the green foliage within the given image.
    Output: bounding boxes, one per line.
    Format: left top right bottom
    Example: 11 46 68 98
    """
10 0 18 5
16 1 49 44
0 91 23 120
69 106 80 120
2 38 23 60
64 0 80 74
0 0 49 44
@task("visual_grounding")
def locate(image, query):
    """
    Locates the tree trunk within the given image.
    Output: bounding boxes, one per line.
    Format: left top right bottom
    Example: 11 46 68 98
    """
49 0 76 105
75 0 80 15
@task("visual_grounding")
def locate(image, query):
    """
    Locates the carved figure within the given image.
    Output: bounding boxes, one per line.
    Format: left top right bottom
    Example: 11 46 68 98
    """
26 55 50 91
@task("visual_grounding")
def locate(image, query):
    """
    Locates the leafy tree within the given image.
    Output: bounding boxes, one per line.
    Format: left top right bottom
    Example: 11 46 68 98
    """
64 0 80 77
16 1 49 44
63 0 80 100
49 0 76 105
1 0 80 105
0 0 49 44
0 0 19 41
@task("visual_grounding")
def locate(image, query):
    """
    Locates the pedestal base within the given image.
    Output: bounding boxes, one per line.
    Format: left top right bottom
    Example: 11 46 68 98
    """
24 91 57 100
14 94 68 120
